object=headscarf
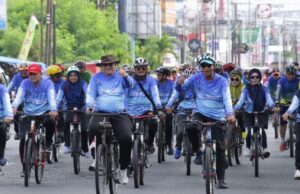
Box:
[230,71,243,105]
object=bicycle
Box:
[22,114,50,187]
[185,120,226,194]
[92,112,120,194]
[272,106,280,139]
[287,114,296,158]
[131,114,153,188]
[156,117,165,164]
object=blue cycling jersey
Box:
[276,76,300,104]
[0,84,13,119]
[7,73,25,93]
[156,79,174,107]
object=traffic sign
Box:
[188,39,201,52]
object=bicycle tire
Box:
[157,122,164,164]
[133,139,140,188]
[95,144,107,194]
[273,113,279,139]
[204,146,214,194]
[71,128,80,175]
[24,138,33,187]
[52,130,60,162]
[140,143,145,186]
[226,126,233,166]
[183,135,192,176]
[108,143,117,194]
[234,127,243,165]
[35,139,44,184]
[254,133,259,177]
[289,121,294,158]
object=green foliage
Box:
[0,0,129,64]
[136,34,178,69]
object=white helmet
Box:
[67,66,80,74]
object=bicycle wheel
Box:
[226,125,234,166]
[133,139,141,188]
[273,113,279,139]
[183,135,192,176]
[157,122,164,163]
[204,146,214,194]
[108,143,118,194]
[24,138,33,187]
[35,139,44,184]
[254,133,259,177]
[95,144,107,194]
[52,130,60,162]
[140,143,145,186]
[289,121,294,158]
[234,128,243,165]
[71,128,81,174]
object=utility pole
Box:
[52,1,56,65]
[45,0,52,66]
[40,0,44,62]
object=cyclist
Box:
[176,54,235,189]
[56,66,90,158]
[155,66,174,155]
[234,68,275,158]
[267,68,281,102]
[86,55,133,184]
[214,60,229,80]
[47,65,64,94]
[242,69,250,85]
[171,67,178,81]
[7,63,28,140]
[12,64,58,177]
[166,67,196,159]
[282,89,300,179]
[262,69,270,85]
[0,82,13,166]
[275,65,300,151]
[126,58,164,155]
[229,69,246,142]
[74,60,92,84]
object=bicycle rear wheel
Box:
[234,128,243,165]
[35,138,44,184]
[133,139,141,188]
[95,144,107,194]
[226,126,233,166]
[204,147,214,194]
[24,138,33,187]
[254,133,259,177]
[71,128,81,174]
[183,135,192,176]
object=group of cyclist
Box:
[1,53,300,190]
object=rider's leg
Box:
[295,122,300,170]
[0,124,6,159]
[165,113,173,154]
[80,113,89,153]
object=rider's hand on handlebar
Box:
[4,117,12,124]
[86,108,93,114]
[226,114,236,124]
[282,112,289,121]
[49,111,58,119]
[165,107,172,114]
[157,110,166,120]
[273,107,280,112]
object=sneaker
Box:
[63,146,71,154]
[14,133,20,140]
[120,169,128,184]
[167,145,174,155]
[0,158,7,166]
[20,171,25,178]
[82,151,91,159]
[279,142,288,152]
[89,160,95,171]
[294,169,300,180]
[244,148,250,157]
[174,147,181,159]
[193,150,202,165]
[146,145,155,154]
[218,179,229,189]
[262,149,270,158]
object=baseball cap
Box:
[27,64,42,74]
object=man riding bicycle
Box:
[86,55,133,184]
[275,65,300,151]
[12,64,58,177]
[176,54,235,189]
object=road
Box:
[1,123,300,194]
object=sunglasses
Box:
[135,66,147,71]
[250,75,260,80]
[231,78,240,82]
[103,63,114,67]
[200,63,212,68]
[28,73,38,76]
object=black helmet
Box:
[74,60,86,68]
[134,57,148,67]
[285,65,296,74]
[155,66,171,76]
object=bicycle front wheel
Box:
[157,121,164,163]
[95,144,107,194]
[71,128,81,174]
[204,146,214,194]
[108,143,118,194]
[133,139,141,188]
[24,138,33,187]
[234,127,243,165]
[183,135,192,176]
[254,133,259,177]
[35,138,44,184]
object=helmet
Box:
[155,67,171,76]
[47,65,62,76]
[215,61,223,70]
[198,53,216,66]
[67,66,80,74]
[134,57,148,67]
[18,63,28,71]
[182,68,195,78]
[230,69,242,78]
[285,65,296,74]
[74,60,86,68]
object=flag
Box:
[18,15,40,61]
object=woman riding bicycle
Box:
[234,68,275,158]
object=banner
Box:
[18,15,40,61]
[0,0,7,30]
[240,27,260,43]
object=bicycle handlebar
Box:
[185,120,227,127]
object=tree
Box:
[136,34,178,69]
[0,0,130,64]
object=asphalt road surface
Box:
[1,123,300,194]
